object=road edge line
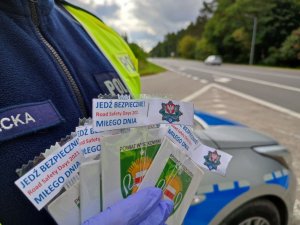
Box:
[190,66,300,93]
[212,83,300,119]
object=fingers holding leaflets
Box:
[138,199,174,225]
[83,187,163,225]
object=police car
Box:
[184,110,296,225]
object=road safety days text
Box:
[93,99,148,131]
[77,125,102,158]
[15,138,83,210]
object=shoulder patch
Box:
[0,100,64,142]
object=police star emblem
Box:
[159,101,183,123]
[204,150,221,171]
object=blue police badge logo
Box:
[204,150,221,170]
[159,101,183,123]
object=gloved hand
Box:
[83,187,173,225]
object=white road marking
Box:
[220,66,300,80]
[192,76,199,81]
[156,64,300,119]
[200,79,208,84]
[187,74,192,78]
[190,66,300,93]
[181,83,215,102]
[213,99,221,103]
[214,77,232,83]
[181,83,300,119]
[215,110,228,115]
[213,84,300,119]
[213,104,226,108]
[277,130,300,140]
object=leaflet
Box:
[15,136,84,210]
[166,124,232,176]
[139,138,203,225]
[93,99,148,131]
[80,159,101,224]
[92,99,194,132]
[47,182,80,225]
[166,124,200,153]
[101,126,166,209]
[191,144,233,176]
[148,99,194,126]
[76,125,102,158]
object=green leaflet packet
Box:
[138,138,204,225]
[101,126,166,209]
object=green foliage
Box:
[128,42,165,76]
[150,13,207,57]
[150,0,300,67]
[128,43,148,61]
[280,28,300,62]
[195,38,216,60]
[177,35,197,59]
[138,61,166,76]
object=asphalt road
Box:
[150,58,300,115]
[142,59,300,224]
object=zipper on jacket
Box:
[29,0,88,117]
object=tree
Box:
[150,0,300,67]
[195,38,216,60]
[177,35,197,59]
[279,28,300,66]
[128,43,148,61]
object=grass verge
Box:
[139,60,166,76]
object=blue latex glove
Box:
[83,187,173,225]
[139,199,173,225]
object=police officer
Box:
[0,0,173,224]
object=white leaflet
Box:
[15,137,84,210]
[92,99,194,132]
[138,138,204,225]
[192,144,233,176]
[166,124,233,176]
[93,99,148,131]
[148,99,194,126]
[80,159,101,224]
[76,125,102,158]
[166,124,199,153]
[47,182,80,225]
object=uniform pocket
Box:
[0,100,64,142]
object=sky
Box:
[72,0,204,51]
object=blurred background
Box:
[73,0,300,224]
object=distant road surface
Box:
[150,58,300,114]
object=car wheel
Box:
[220,199,280,225]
